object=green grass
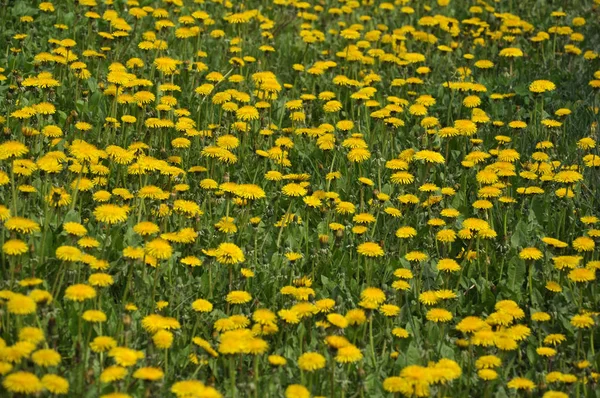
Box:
[0,0,600,397]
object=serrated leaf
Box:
[507,259,526,298]
[405,342,421,365]
[63,209,81,223]
[441,344,455,359]
[510,220,528,248]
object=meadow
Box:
[0,0,600,397]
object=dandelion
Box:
[236,106,259,121]
[478,369,498,381]
[536,347,557,357]
[31,348,61,367]
[226,291,252,304]
[93,204,129,224]
[64,284,96,302]
[282,183,307,197]
[285,385,310,398]
[3,371,43,394]
[507,377,535,391]
[297,352,326,371]
[357,242,384,257]
[571,314,595,328]
[154,57,180,74]
[335,345,363,363]
[192,299,213,312]
[359,288,386,309]
[42,374,69,395]
[3,239,28,256]
[499,48,523,57]
[56,246,82,261]
[568,268,595,282]
[572,236,595,252]
[133,367,164,381]
[530,80,556,93]
[7,294,37,315]
[145,238,172,260]
[0,141,28,159]
[134,221,160,236]
[519,247,543,260]
[216,242,245,264]
[414,150,445,164]
[426,308,453,323]
[90,336,117,353]
[100,366,128,383]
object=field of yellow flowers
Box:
[1,0,599,397]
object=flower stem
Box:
[229,356,237,398]
[369,315,376,366]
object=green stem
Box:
[253,355,259,398]
[276,201,293,248]
[10,163,18,216]
[229,356,237,398]
[330,359,335,398]
[369,315,376,366]
[151,265,161,305]
[164,349,168,377]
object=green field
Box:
[0,0,600,397]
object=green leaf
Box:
[510,220,528,248]
[495,387,510,398]
[58,110,68,124]
[507,258,526,298]
[514,84,530,97]
[89,88,102,107]
[404,341,422,366]
[440,344,455,359]
[75,99,87,114]
[526,344,536,364]
[364,371,380,395]
[480,278,496,309]
[63,209,81,223]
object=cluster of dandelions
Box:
[1,0,600,397]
